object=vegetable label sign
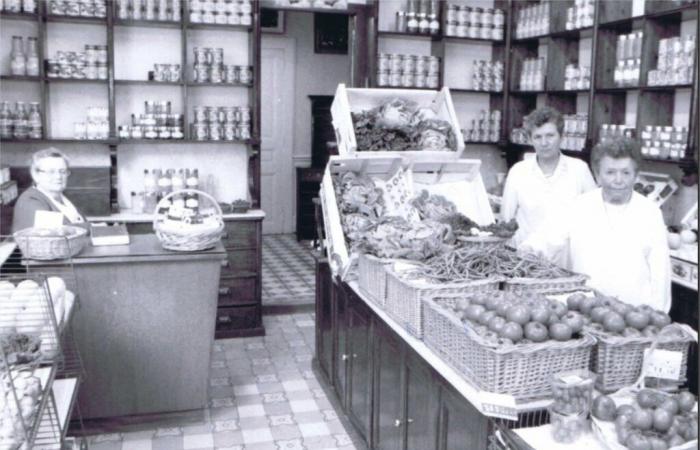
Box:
[478,391,518,421]
[643,348,683,380]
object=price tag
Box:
[643,349,683,380]
[479,391,518,421]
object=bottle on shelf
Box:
[10,36,26,76]
[12,101,28,139]
[184,168,200,221]
[0,102,13,139]
[27,102,42,139]
[25,37,39,76]
[143,169,158,213]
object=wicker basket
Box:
[456,234,509,250]
[423,295,596,403]
[384,264,502,339]
[153,189,224,252]
[13,226,88,260]
[503,271,589,294]
[586,324,695,393]
[357,253,399,307]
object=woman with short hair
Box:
[522,137,671,312]
[501,107,597,248]
[11,148,89,233]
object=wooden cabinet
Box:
[296,167,323,241]
[312,261,495,450]
[215,216,264,338]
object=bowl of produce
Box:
[13,226,88,260]
[550,369,597,415]
[549,407,589,444]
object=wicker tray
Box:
[13,226,88,260]
[586,324,695,393]
[423,295,596,402]
[384,264,502,339]
[502,271,588,295]
[357,253,397,307]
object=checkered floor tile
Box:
[262,235,316,307]
[86,313,362,450]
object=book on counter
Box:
[90,224,130,246]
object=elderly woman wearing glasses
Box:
[521,137,671,312]
[501,107,597,248]
[12,148,89,233]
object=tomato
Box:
[658,398,680,415]
[487,316,507,334]
[626,433,652,450]
[590,306,611,323]
[566,293,587,311]
[647,436,668,450]
[650,311,672,328]
[530,306,550,324]
[665,435,685,447]
[560,311,584,334]
[477,310,497,326]
[579,296,600,315]
[637,389,661,409]
[616,404,636,418]
[625,310,651,330]
[465,304,486,322]
[622,327,643,337]
[500,322,523,342]
[676,391,696,413]
[592,395,617,421]
[505,305,531,326]
[630,408,654,431]
[549,322,573,341]
[642,325,660,337]
[524,322,548,342]
[652,407,674,432]
[548,301,568,318]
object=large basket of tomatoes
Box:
[384,264,502,339]
[563,292,696,393]
[422,292,596,402]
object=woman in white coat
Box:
[522,137,671,312]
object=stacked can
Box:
[376,53,439,89]
[191,105,251,141]
[1,0,37,13]
[519,57,546,91]
[599,124,636,143]
[189,0,253,26]
[0,101,42,140]
[515,2,550,38]
[466,109,501,143]
[640,125,688,160]
[45,45,108,80]
[564,64,591,90]
[119,101,184,140]
[565,0,594,30]
[151,63,182,82]
[648,35,696,86]
[192,47,253,84]
[471,60,503,91]
[48,0,107,17]
[561,114,588,152]
[74,107,109,140]
[116,0,181,21]
[444,5,504,41]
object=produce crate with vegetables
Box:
[331,84,465,161]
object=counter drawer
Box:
[218,277,257,306]
[220,248,257,276]
[216,305,260,331]
[222,221,258,249]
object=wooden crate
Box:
[331,84,465,161]
[320,155,494,279]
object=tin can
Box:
[223,124,237,140]
[426,74,439,88]
[400,72,414,88]
[378,53,390,72]
[224,65,237,83]
[49,0,65,14]
[171,126,183,139]
[194,106,207,123]
[492,26,503,41]
[223,106,236,123]
[241,12,252,26]
[144,100,157,115]
[194,64,209,83]
[456,22,467,37]
[169,64,181,82]
[226,0,239,14]
[212,47,224,65]
[208,123,221,140]
[94,0,106,17]
[446,21,457,37]
[129,126,143,139]
[238,124,251,140]
[158,0,168,20]
[427,56,439,74]
[228,13,241,25]
[157,126,171,139]
[96,62,107,79]
[145,0,156,19]
[202,10,214,23]
[65,0,80,15]
[132,0,143,19]
[238,66,252,84]
[58,63,72,78]
[480,24,492,39]
[376,70,389,87]
[402,55,415,74]
[190,11,201,22]
[239,107,250,123]
[414,73,426,88]
[457,5,469,23]
[389,54,402,73]
[46,60,60,77]
[446,4,458,22]
[171,0,181,20]
[205,106,218,123]
[80,0,95,17]
[192,122,208,140]
[210,65,223,83]
[389,72,401,87]
[96,45,107,64]
[85,63,98,79]
[415,55,426,74]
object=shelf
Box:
[595,86,640,93]
[642,156,695,165]
[645,2,699,19]
[264,5,353,15]
[45,77,108,85]
[186,22,252,31]
[548,26,594,39]
[118,138,256,145]
[443,35,504,45]
[642,84,694,91]
[115,79,183,86]
[186,82,253,88]
[0,75,42,82]
[374,85,440,91]
[45,14,107,24]
[0,138,118,144]
[597,16,644,29]
[450,88,503,94]
[546,89,591,95]
[0,10,39,20]
[511,34,548,43]
[33,377,79,446]
[114,18,182,28]
[377,30,440,41]
[510,89,547,95]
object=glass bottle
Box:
[0,102,13,139]
[25,37,39,76]
[12,101,28,139]
[406,0,418,33]
[27,102,41,138]
[11,36,26,76]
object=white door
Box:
[260,36,296,234]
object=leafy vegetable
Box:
[411,190,456,221]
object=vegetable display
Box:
[353,216,453,260]
[351,98,457,153]
[413,246,571,282]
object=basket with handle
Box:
[13,226,88,260]
[153,189,224,252]
[590,324,699,450]
[423,294,596,403]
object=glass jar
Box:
[11,36,26,76]
[396,11,407,33]
[25,37,39,76]
[494,8,504,28]
[446,4,458,23]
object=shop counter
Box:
[34,234,226,420]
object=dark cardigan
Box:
[11,187,90,233]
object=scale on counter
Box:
[633,171,679,206]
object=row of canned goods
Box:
[119,125,185,140]
[117,0,181,21]
[46,61,107,80]
[376,71,439,89]
[48,0,107,17]
[1,0,37,13]
[192,64,252,84]
[444,21,503,41]
[190,122,251,141]
[51,46,108,65]
[151,63,181,82]
[193,106,250,124]
[132,113,184,128]
[564,65,591,91]
[471,60,504,92]
[445,5,505,29]
[465,109,501,143]
[378,54,440,75]
[561,114,588,152]
[189,0,252,25]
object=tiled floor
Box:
[262,235,316,307]
[86,313,360,450]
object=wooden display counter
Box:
[34,234,225,420]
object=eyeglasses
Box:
[36,168,70,176]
